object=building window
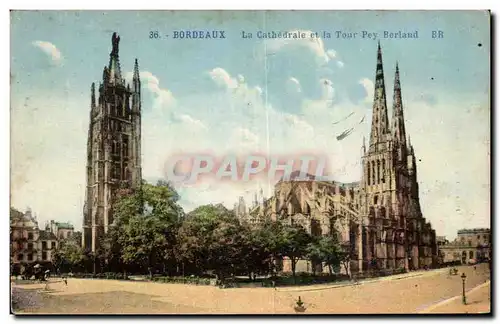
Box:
[469,251,474,259]
[27,253,33,261]
[468,241,472,247]
[477,235,480,239]
[371,161,376,185]
[377,160,380,183]
[42,252,47,260]
[27,243,33,250]
[17,254,23,261]
[381,159,386,183]
[123,137,129,158]
[28,232,33,240]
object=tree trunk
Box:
[343,262,350,278]
[328,264,333,275]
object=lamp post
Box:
[461,272,467,305]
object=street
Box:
[11,263,490,314]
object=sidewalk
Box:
[419,281,491,314]
[277,268,446,292]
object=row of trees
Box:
[53,181,351,282]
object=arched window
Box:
[469,251,474,259]
[377,160,380,184]
[304,203,310,215]
[371,161,376,185]
[381,159,385,183]
[367,163,371,185]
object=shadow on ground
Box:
[12,286,206,314]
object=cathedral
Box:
[238,44,438,274]
[82,33,142,252]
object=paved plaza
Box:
[11,264,490,315]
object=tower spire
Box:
[133,58,141,91]
[108,32,122,84]
[91,82,96,107]
[369,43,390,151]
[392,61,407,157]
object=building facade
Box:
[48,220,75,240]
[238,44,438,274]
[82,32,142,252]
[439,228,491,264]
[10,208,59,267]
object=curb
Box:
[276,269,446,293]
[418,280,491,313]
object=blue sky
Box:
[10,10,490,239]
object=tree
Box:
[176,204,243,280]
[306,235,343,275]
[239,223,274,279]
[275,223,312,282]
[111,180,184,277]
[339,243,351,277]
[53,239,85,273]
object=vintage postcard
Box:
[10,10,491,315]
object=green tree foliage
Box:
[276,224,312,281]
[111,181,184,277]
[176,204,244,280]
[53,238,85,273]
[306,235,343,275]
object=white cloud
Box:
[359,77,374,103]
[125,71,175,111]
[326,49,337,60]
[208,68,263,106]
[175,114,207,130]
[232,126,259,144]
[265,30,330,64]
[32,41,63,65]
[209,67,238,89]
[337,61,345,68]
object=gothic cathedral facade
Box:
[241,43,437,274]
[82,33,142,252]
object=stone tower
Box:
[82,32,142,252]
[359,43,412,272]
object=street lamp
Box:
[461,273,467,305]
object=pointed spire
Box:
[133,59,140,79]
[369,43,390,150]
[392,61,407,152]
[91,82,96,107]
[108,32,122,85]
[133,58,141,92]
